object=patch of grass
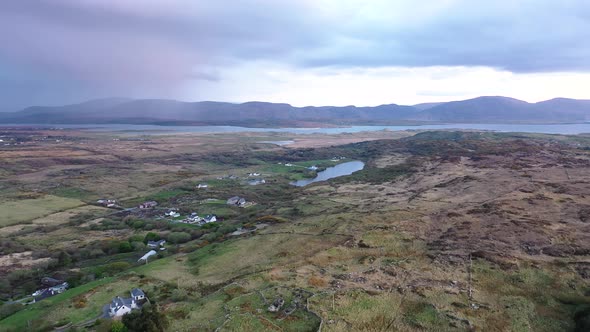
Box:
[0,277,114,331]
[0,195,84,227]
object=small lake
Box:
[291,161,365,187]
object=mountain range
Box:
[1,96,590,126]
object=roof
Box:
[138,250,157,261]
[110,296,133,309]
[131,288,145,297]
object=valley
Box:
[0,127,589,331]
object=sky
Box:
[1,0,590,111]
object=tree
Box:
[143,232,160,244]
[122,304,168,332]
[57,250,72,267]
[167,232,191,244]
[111,320,128,332]
[118,241,133,253]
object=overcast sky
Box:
[1,0,590,111]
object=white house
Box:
[197,183,208,189]
[204,214,217,223]
[109,296,136,317]
[131,288,145,301]
[108,288,146,317]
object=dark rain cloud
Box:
[0,0,589,110]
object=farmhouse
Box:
[248,179,266,186]
[227,196,240,205]
[97,199,117,207]
[108,288,147,317]
[147,239,166,248]
[204,214,217,223]
[32,282,69,302]
[138,201,158,209]
[197,183,208,189]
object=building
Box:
[227,196,240,205]
[197,183,208,189]
[147,240,166,248]
[248,179,266,186]
[204,214,217,223]
[138,250,157,263]
[138,201,158,209]
[108,288,146,317]
[32,282,69,302]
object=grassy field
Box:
[0,278,114,331]
[0,195,85,227]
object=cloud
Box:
[0,0,589,109]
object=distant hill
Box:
[2,96,590,126]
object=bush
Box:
[167,232,191,244]
[143,232,160,244]
[119,241,133,253]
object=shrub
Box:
[167,232,191,244]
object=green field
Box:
[0,195,85,227]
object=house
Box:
[204,214,217,223]
[285,163,294,167]
[165,211,180,218]
[197,183,208,189]
[248,179,266,186]
[138,250,157,263]
[138,201,158,209]
[32,282,69,302]
[228,196,248,207]
[227,196,240,205]
[97,199,117,207]
[248,172,261,177]
[147,240,166,248]
[41,277,64,287]
[108,288,147,317]
[131,288,145,301]
[308,165,318,171]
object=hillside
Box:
[2,96,590,126]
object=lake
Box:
[3,123,590,135]
[291,161,365,187]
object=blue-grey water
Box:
[2,123,590,135]
[291,161,365,187]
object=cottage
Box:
[108,288,147,317]
[227,196,240,205]
[32,282,69,302]
[197,183,208,189]
[308,165,318,171]
[147,240,166,248]
[285,163,294,167]
[138,250,157,263]
[131,288,145,301]
[248,179,266,186]
[204,214,217,223]
[248,172,261,177]
[97,199,117,207]
[138,201,158,209]
[166,211,180,218]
